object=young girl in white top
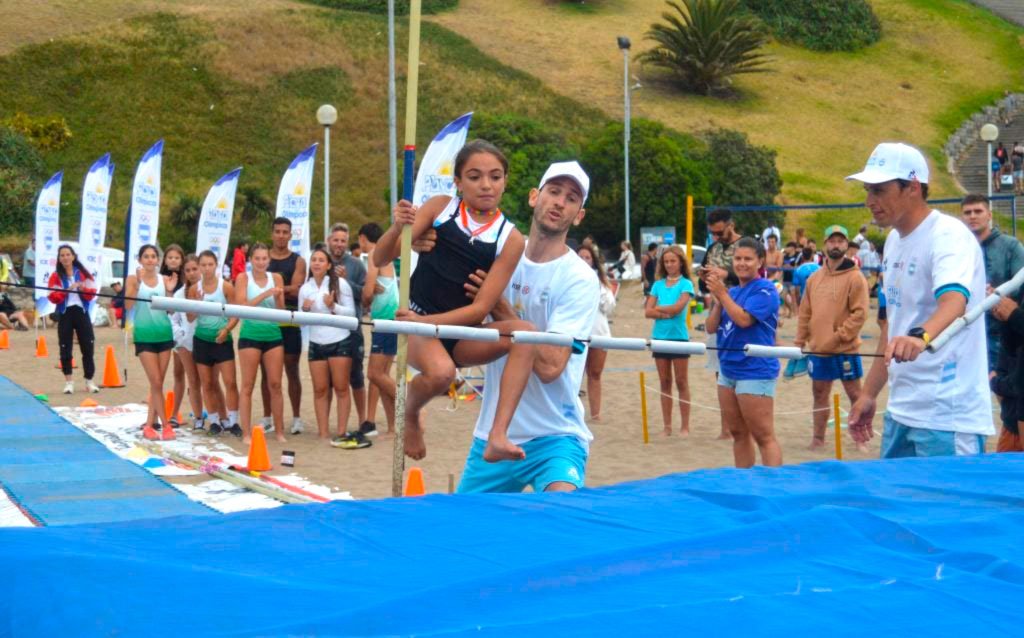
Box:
[577,244,616,421]
[170,253,203,430]
[298,246,357,442]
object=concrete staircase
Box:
[954,115,1024,218]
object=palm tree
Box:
[638,0,770,96]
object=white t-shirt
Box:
[590,284,616,338]
[882,210,993,435]
[473,247,600,449]
[298,276,355,345]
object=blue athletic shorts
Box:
[717,374,776,397]
[880,413,986,459]
[457,435,587,494]
[807,354,863,382]
[371,332,397,356]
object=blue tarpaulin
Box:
[0,376,212,526]
[1,454,1023,636]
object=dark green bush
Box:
[579,118,712,249]
[300,0,458,15]
[702,128,783,238]
[0,126,46,235]
[741,0,881,52]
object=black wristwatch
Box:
[907,327,931,345]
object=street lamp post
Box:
[316,104,338,242]
[618,36,631,247]
[981,123,999,201]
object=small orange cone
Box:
[35,335,48,358]
[54,357,76,369]
[0,329,9,350]
[164,390,175,425]
[100,345,124,388]
[404,467,425,497]
[79,398,99,407]
[246,426,272,471]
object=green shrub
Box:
[579,118,712,249]
[741,0,881,52]
[0,127,46,235]
[638,0,770,96]
[2,112,72,151]
[702,128,783,238]
[300,0,458,15]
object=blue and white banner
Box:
[195,168,242,271]
[33,171,62,312]
[276,144,317,259]
[79,153,114,287]
[128,140,163,272]
[412,112,472,206]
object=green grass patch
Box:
[0,8,607,245]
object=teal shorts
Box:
[880,413,986,459]
[457,435,588,494]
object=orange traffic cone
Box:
[55,357,76,369]
[79,398,99,407]
[164,390,175,426]
[100,345,124,388]
[404,467,425,497]
[0,329,9,350]
[246,426,272,471]
[35,335,48,358]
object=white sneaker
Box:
[290,418,304,435]
[260,416,272,430]
[63,381,74,395]
[86,380,100,394]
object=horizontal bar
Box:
[590,336,648,351]
[511,331,574,347]
[437,325,500,342]
[745,345,804,360]
[649,340,706,356]
[371,319,438,338]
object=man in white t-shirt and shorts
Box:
[847,142,994,457]
[454,161,600,492]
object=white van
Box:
[50,241,125,291]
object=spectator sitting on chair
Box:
[610,241,636,278]
[0,286,31,331]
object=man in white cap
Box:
[456,161,600,492]
[847,143,993,457]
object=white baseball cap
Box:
[538,161,590,205]
[846,142,929,185]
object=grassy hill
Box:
[432,0,1024,233]
[0,3,604,249]
[1,0,1022,250]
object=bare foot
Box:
[590,414,602,422]
[483,433,526,462]
[679,427,690,437]
[716,431,732,440]
[662,426,672,436]
[243,435,252,445]
[276,434,287,443]
[808,438,825,451]
[404,410,426,460]
[855,441,869,453]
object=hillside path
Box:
[968,0,1024,26]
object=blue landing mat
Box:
[0,376,213,526]
[1,454,1023,636]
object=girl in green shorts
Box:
[125,244,178,441]
[233,243,285,444]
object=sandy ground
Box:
[1,280,895,499]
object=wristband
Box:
[907,327,930,345]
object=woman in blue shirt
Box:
[644,245,694,436]
[705,237,782,468]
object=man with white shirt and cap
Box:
[847,142,993,457]
[453,160,600,492]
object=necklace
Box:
[459,200,502,245]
